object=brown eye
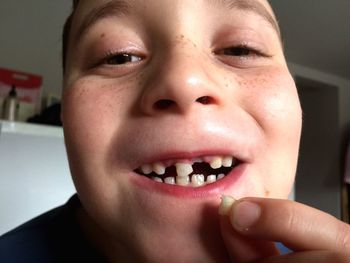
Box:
[223,46,256,57]
[105,53,142,65]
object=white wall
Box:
[0,0,72,100]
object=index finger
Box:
[229,198,350,252]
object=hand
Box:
[219,197,350,262]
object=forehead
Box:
[71,0,279,38]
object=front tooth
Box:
[153,162,166,175]
[141,164,153,174]
[152,177,163,183]
[222,156,233,167]
[192,174,205,187]
[175,163,193,177]
[176,175,190,186]
[164,177,175,185]
[210,156,223,169]
[206,175,217,184]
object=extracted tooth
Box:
[222,156,233,168]
[217,174,225,180]
[175,163,193,177]
[176,175,190,186]
[141,164,153,175]
[210,156,223,169]
[164,177,175,185]
[153,162,166,175]
[192,174,205,187]
[206,175,217,184]
[218,195,236,216]
[152,177,163,183]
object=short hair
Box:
[62,0,80,75]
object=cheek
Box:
[61,78,137,169]
[239,68,302,197]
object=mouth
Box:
[134,155,241,187]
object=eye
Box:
[219,45,266,58]
[214,44,272,68]
[104,53,143,65]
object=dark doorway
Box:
[295,76,341,219]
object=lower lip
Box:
[131,163,247,199]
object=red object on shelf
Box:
[0,67,42,106]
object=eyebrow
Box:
[75,0,131,41]
[215,0,281,37]
[75,0,281,41]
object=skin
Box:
[61,0,350,262]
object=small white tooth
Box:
[191,174,205,187]
[210,156,223,169]
[141,164,153,174]
[192,157,203,163]
[176,175,190,186]
[206,175,217,184]
[222,156,233,168]
[217,174,225,180]
[164,177,175,185]
[152,177,163,183]
[175,163,193,177]
[153,162,166,175]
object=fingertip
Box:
[230,200,261,232]
[219,204,279,262]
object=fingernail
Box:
[231,201,261,231]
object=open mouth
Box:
[135,155,240,187]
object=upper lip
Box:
[131,144,254,171]
[122,116,260,170]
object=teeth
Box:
[192,157,203,163]
[141,164,153,175]
[209,156,223,169]
[164,177,175,185]
[176,175,190,186]
[152,177,163,183]
[153,162,166,175]
[217,173,225,180]
[206,175,217,184]
[140,155,235,186]
[175,163,193,177]
[222,156,233,168]
[192,174,205,187]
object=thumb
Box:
[219,196,279,262]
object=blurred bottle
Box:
[2,85,19,121]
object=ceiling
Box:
[269,0,350,81]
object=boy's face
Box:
[62,0,301,255]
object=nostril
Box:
[196,96,214,105]
[154,99,175,110]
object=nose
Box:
[139,49,223,115]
